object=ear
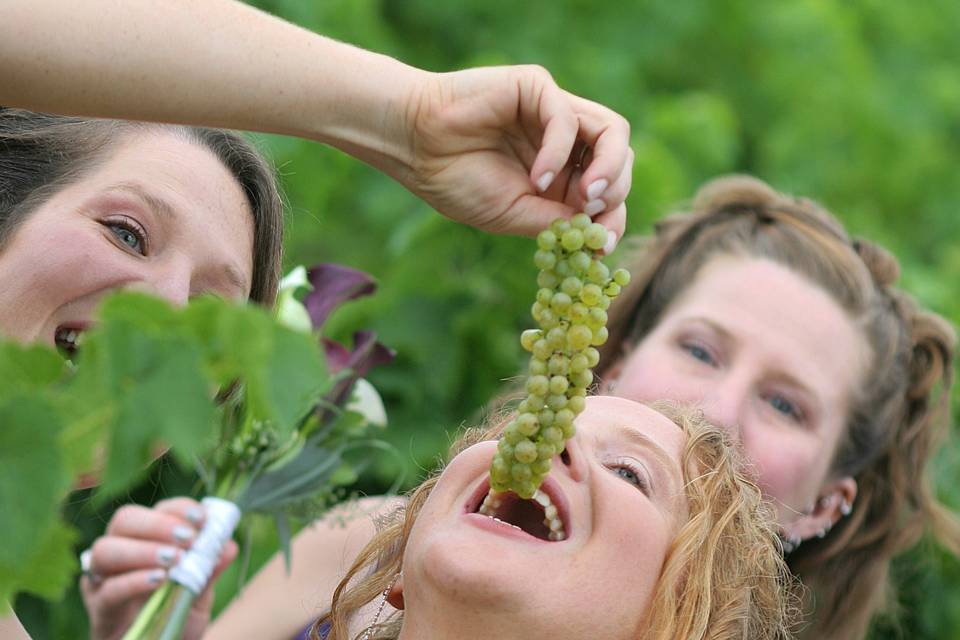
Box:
[385,573,405,610]
[786,476,857,542]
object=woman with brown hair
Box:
[597,175,958,638]
[318,396,797,640]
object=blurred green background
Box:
[18,0,960,637]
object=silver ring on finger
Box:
[80,548,101,585]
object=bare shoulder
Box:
[293,495,407,562]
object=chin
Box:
[407,529,533,611]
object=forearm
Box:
[1,0,423,174]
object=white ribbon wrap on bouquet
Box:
[168,497,241,595]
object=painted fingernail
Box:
[536,171,555,192]
[147,569,166,585]
[603,230,618,255]
[185,506,204,526]
[157,546,178,567]
[585,199,606,216]
[586,179,608,200]
[172,525,196,544]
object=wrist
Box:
[303,40,430,181]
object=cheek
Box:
[740,427,826,517]
[0,223,142,340]
[586,491,671,626]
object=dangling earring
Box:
[360,571,403,640]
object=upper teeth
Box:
[58,329,80,346]
[478,488,567,541]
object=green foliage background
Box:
[20,1,960,638]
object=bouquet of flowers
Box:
[0,264,394,640]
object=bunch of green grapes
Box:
[489,214,630,498]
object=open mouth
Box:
[473,485,568,542]
[54,325,85,360]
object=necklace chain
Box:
[359,572,401,640]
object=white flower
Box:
[275,266,313,334]
[347,378,388,427]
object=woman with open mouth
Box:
[316,396,796,640]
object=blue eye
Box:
[105,219,147,255]
[611,463,650,495]
[683,343,716,366]
[768,394,801,421]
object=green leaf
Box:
[0,394,71,580]
[328,463,358,486]
[259,325,329,436]
[0,521,77,603]
[0,342,68,400]
[183,298,328,432]
[71,295,217,498]
[236,444,344,513]
[272,511,293,574]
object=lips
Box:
[466,475,571,542]
[54,323,88,359]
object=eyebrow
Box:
[682,315,821,411]
[609,423,683,512]
[107,182,251,295]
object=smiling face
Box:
[401,396,686,640]
[609,255,868,525]
[0,129,254,353]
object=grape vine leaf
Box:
[0,394,72,601]
[71,296,216,497]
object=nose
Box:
[556,428,588,482]
[132,261,193,307]
[697,376,750,446]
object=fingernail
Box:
[585,199,606,216]
[173,525,196,545]
[536,171,555,192]
[185,506,204,526]
[147,569,166,585]
[157,546,178,567]
[586,179,608,200]
[603,230,618,255]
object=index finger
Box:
[564,92,631,205]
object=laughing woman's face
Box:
[400,396,687,640]
[0,130,254,355]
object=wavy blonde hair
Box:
[600,175,958,638]
[315,402,798,640]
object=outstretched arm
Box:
[1,0,631,245]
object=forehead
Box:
[85,130,253,287]
[578,396,685,462]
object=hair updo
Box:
[600,175,958,638]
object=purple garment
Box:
[294,621,327,640]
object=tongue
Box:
[499,498,550,540]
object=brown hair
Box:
[601,175,959,638]
[316,402,798,640]
[0,108,283,305]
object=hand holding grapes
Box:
[398,66,633,249]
